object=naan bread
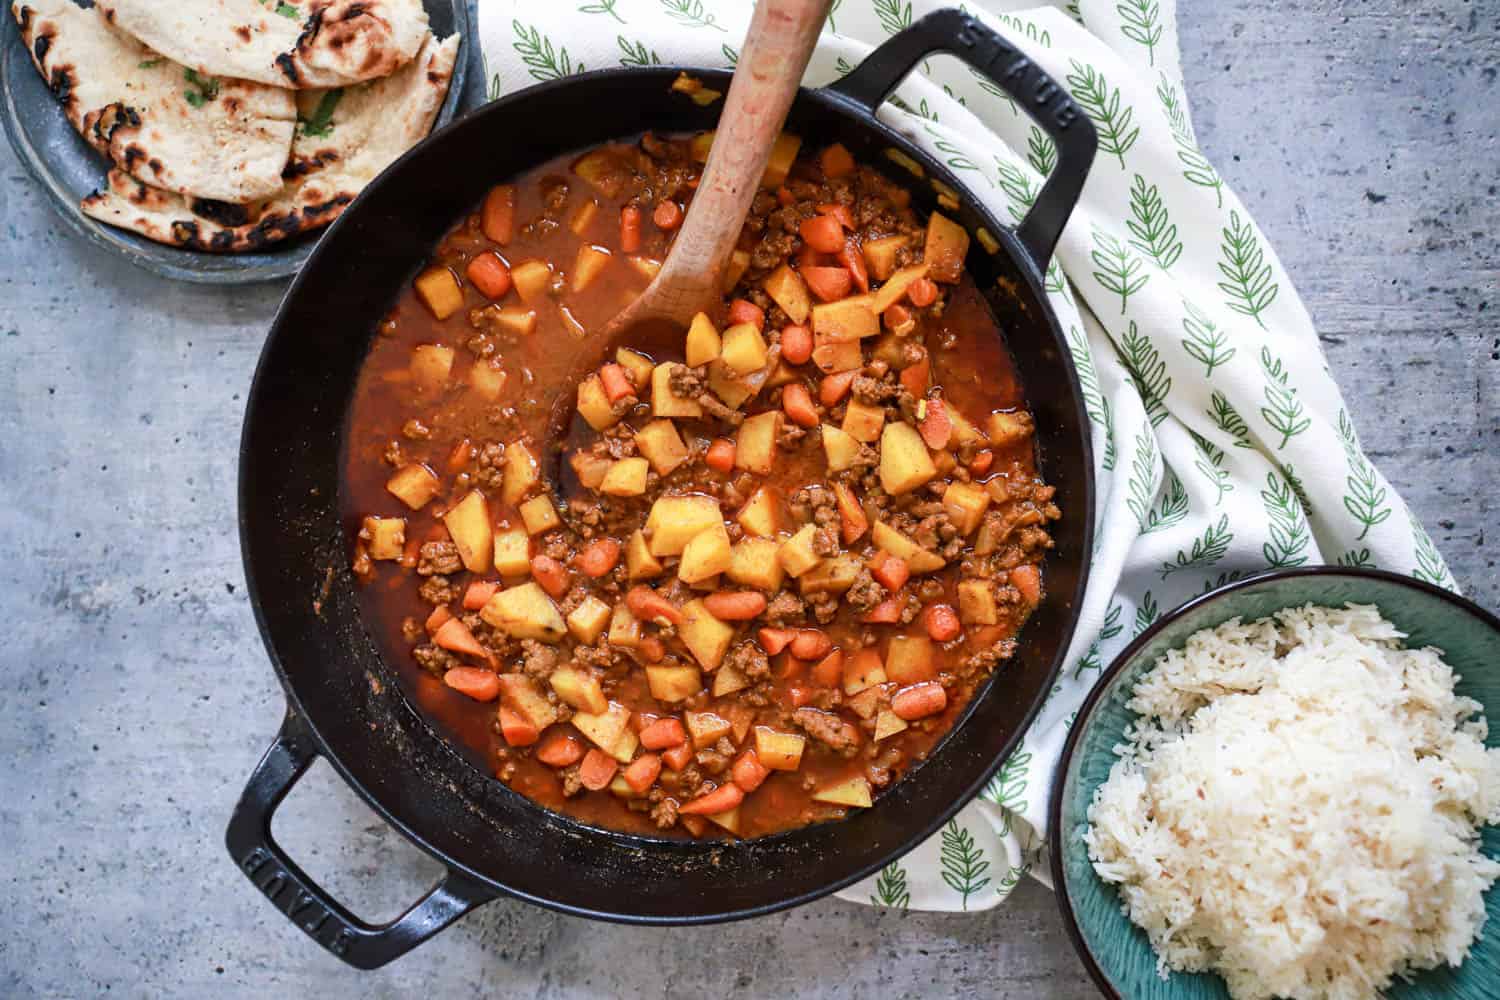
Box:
[13,0,295,203]
[96,0,429,89]
[81,32,459,252]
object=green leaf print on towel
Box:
[871,860,911,909]
[617,37,661,67]
[1118,321,1171,426]
[1181,300,1235,377]
[1260,471,1311,568]
[873,0,912,36]
[577,0,626,24]
[1126,174,1182,270]
[1064,325,1117,471]
[940,819,992,909]
[1189,430,1233,505]
[660,0,726,31]
[1218,210,1280,328]
[1090,227,1149,313]
[1156,74,1225,207]
[1208,390,1254,448]
[1117,0,1163,65]
[1133,591,1159,636]
[1160,514,1233,578]
[1026,125,1057,176]
[1070,604,1123,680]
[1066,60,1140,169]
[1337,409,1392,540]
[1125,425,1162,533]
[984,748,1035,836]
[1257,346,1311,449]
[512,20,585,81]
[1409,510,1453,588]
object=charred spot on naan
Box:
[283,149,340,181]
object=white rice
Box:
[1084,604,1500,1000]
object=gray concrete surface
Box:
[1,2,1496,997]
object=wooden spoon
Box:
[548,0,832,460]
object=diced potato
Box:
[685,711,732,749]
[689,129,715,161]
[735,487,780,538]
[647,665,705,704]
[386,463,440,510]
[570,451,612,491]
[874,710,909,742]
[869,333,909,369]
[957,579,999,625]
[720,322,768,375]
[847,686,883,719]
[492,527,531,576]
[754,727,806,771]
[942,481,991,535]
[627,256,662,281]
[468,360,508,401]
[685,313,721,367]
[842,398,886,443]
[706,361,763,410]
[727,538,785,592]
[777,524,824,578]
[973,517,1005,556]
[932,449,957,476]
[635,420,690,476]
[706,806,741,835]
[879,422,938,495]
[765,360,799,389]
[568,198,598,236]
[443,490,492,573]
[948,406,985,446]
[821,424,863,472]
[799,554,860,597]
[414,268,463,320]
[490,306,538,337]
[722,249,751,293]
[566,596,613,644]
[609,774,642,799]
[735,411,781,474]
[885,635,936,684]
[600,456,650,497]
[811,299,878,341]
[813,776,873,808]
[519,495,560,535]
[870,264,930,314]
[924,211,970,284]
[510,259,552,304]
[986,410,1034,447]
[679,522,733,584]
[608,726,639,765]
[862,235,908,282]
[410,344,455,390]
[646,495,723,557]
[572,702,631,752]
[621,530,662,582]
[607,602,642,648]
[652,363,703,418]
[679,599,734,670]
[812,335,864,373]
[480,581,567,642]
[576,375,619,431]
[571,245,610,293]
[361,516,405,561]
[501,442,540,505]
[496,674,560,731]
[843,648,887,695]
[616,348,654,388]
[761,132,801,188]
[712,662,750,697]
[550,667,608,713]
[763,263,811,324]
[872,521,946,574]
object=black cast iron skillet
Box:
[226,9,1097,968]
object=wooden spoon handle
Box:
[649,0,832,321]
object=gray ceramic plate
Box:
[1050,567,1500,999]
[0,0,469,284]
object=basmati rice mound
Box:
[1085,604,1500,1000]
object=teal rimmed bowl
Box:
[1049,568,1500,999]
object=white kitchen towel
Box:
[477,0,1457,911]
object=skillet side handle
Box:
[826,8,1097,274]
[225,711,495,969]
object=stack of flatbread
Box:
[11,0,459,252]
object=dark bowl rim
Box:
[239,64,1096,924]
[1046,565,1500,1000]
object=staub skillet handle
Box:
[826,8,1096,274]
[225,711,495,969]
